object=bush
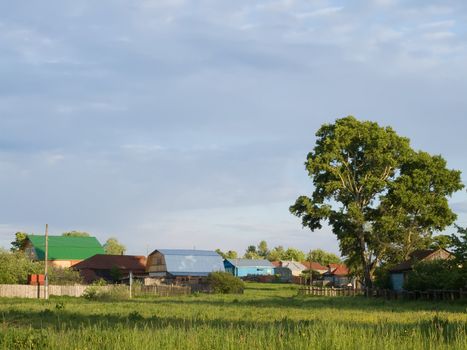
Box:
[373,266,392,289]
[207,272,244,294]
[83,285,130,301]
[405,260,465,291]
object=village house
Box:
[146,249,224,284]
[23,235,104,268]
[72,254,147,284]
[273,261,307,282]
[389,248,453,291]
[323,264,354,287]
[224,258,274,277]
[300,261,328,275]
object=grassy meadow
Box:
[0,283,466,350]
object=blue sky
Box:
[1,0,466,255]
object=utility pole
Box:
[44,224,49,300]
[129,271,133,299]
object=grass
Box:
[0,282,466,349]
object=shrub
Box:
[405,260,465,291]
[373,266,392,289]
[207,272,244,294]
[83,285,129,301]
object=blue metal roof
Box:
[154,249,224,275]
[156,249,220,257]
[225,258,274,268]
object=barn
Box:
[72,254,147,283]
[23,235,104,268]
[146,249,225,283]
[224,258,274,277]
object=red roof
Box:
[301,261,327,271]
[72,254,147,271]
[330,264,349,276]
[323,264,349,276]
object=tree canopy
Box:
[290,116,464,286]
[306,249,341,266]
[10,232,28,252]
[215,249,238,259]
[104,238,126,255]
[62,231,90,237]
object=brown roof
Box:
[323,264,350,276]
[271,261,281,267]
[389,249,452,273]
[72,254,147,271]
[301,261,327,271]
[331,265,349,276]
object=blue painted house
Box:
[224,259,274,277]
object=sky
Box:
[1,0,466,256]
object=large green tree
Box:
[290,116,463,287]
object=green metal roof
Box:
[27,235,104,260]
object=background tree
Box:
[10,232,28,252]
[215,249,237,259]
[290,116,463,287]
[62,231,90,237]
[104,238,126,255]
[450,225,467,262]
[215,249,226,259]
[267,246,285,261]
[282,248,305,262]
[257,240,269,258]
[243,245,259,259]
[307,249,341,266]
[225,250,238,259]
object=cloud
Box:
[0,0,466,255]
[295,6,344,19]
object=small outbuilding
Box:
[224,258,274,277]
[389,248,453,291]
[23,235,104,268]
[146,249,225,283]
[72,254,147,283]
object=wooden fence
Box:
[133,285,191,297]
[299,286,363,297]
[0,284,91,298]
[0,284,191,299]
[299,286,467,300]
[364,288,467,301]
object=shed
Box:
[389,249,453,291]
[224,259,274,277]
[24,235,104,268]
[73,254,147,283]
[146,249,224,281]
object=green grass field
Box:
[0,283,466,350]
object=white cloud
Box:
[295,6,343,19]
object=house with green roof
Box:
[24,235,104,268]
